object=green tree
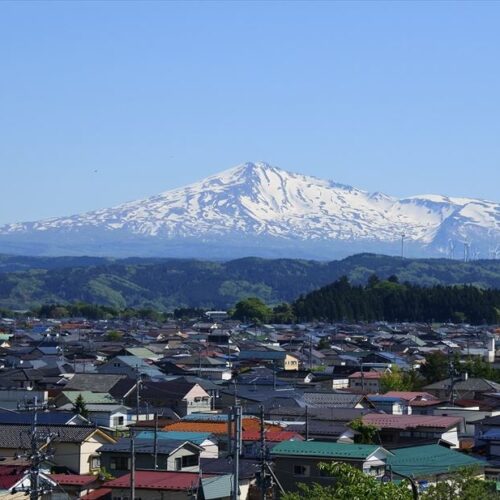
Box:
[380,366,419,393]
[282,462,412,500]
[349,418,379,444]
[272,303,296,323]
[106,330,123,341]
[72,394,89,419]
[420,351,450,384]
[232,297,272,323]
[282,462,500,500]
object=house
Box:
[383,391,444,415]
[53,391,118,408]
[127,380,211,416]
[367,396,410,415]
[348,371,384,393]
[63,373,128,393]
[99,438,203,476]
[242,430,303,458]
[0,424,115,474]
[271,441,391,493]
[474,414,500,458]
[238,350,299,371]
[135,430,219,458]
[97,356,164,379]
[102,471,229,500]
[387,444,485,484]
[56,403,132,429]
[49,474,102,498]
[424,377,500,401]
[361,414,463,448]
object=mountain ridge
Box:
[0,252,499,311]
[1,162,498,259]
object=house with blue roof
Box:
[136,430,219,458]
[367,395,411,415]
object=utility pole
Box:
[153,412,158,470]
[305,405,309,441]
[232,406,241,500]
[17,397,58,500]
[259,405,267,500]
[135,366,142,424]
[130,428,136,500]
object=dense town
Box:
[0,310,500,499]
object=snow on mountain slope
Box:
[0,162,498,258]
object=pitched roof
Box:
[64,374,127,392]
[60,391,118,404]
[104,471,205,491]
[242,430,303,442]
[424,378,500,392]
[362,414,462,430]
[50,474,97,486]
[348,371,383,379]
[99,437,201,455]
[201,474,232,500]
[303,392,365,408]
[0,424,113,448]
[271,440,386,459]
[387,444,484,478]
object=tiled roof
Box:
[61,391,118,404]
[50,474,97,486]
[383,391,440,401]
[64,374,127,392]
[387,444,484,478]
[242,430,303,442]
[99,437,199,454]
[136,431,214,444]
[362,414,462,430]
[164,419,282,435]
[0,424,112,448]
[104,471,207,491]
[271,440,384,459]
[348,371,383,379]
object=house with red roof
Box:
[102,471,232,500]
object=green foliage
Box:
[271,303,296,323]
[232,297,272,323]
[380,367,422,392]
[72,394,89,419]
[106,330,123,341]
[282,462,412,500]
[282,462,500,500]
[420,351,451,383]
[293,276,500,324]
[349,418,379,444]
[0,253,500,311]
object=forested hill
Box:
[293,276,500,324]
[0,253,499,311]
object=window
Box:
[181,455,198,468]
[294,465,310,477]
[110,456,130,470]
[90,456,100,469]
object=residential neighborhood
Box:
[0,312,499,498]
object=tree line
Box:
[292,275,500,324]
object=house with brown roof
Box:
[361,413,463,448]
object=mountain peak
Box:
[0,162,498,259]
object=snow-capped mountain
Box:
[1,162,499,259]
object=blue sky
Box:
[1,1,499,224]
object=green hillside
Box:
[0,253,499,310]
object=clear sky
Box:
[1,1,499,225]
